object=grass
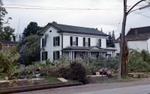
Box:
[87,75,142,84]
[45,76,81,85]
[45,76,61,84]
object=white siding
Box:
[128,41,148,52]
[146,39,150,52]
[101,38,106,48]
[91,38,97,46]
[78,37,83,46]
[115,43,120,54]
[62,33,107,48]
[63,35,70,48]
[115,40,148,53]
[41,26,62,61]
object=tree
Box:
[120,0,150,78]
[23,22,41,38]
[0,26,15,41]
[0,0,14,41]
[20,35,40,65]
[0,1,7,28]
[19,22,42,65]
[107,32,115,47]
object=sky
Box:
[2,0,150,37]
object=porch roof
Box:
[62,46,107,52]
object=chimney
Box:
[52,21,57,24]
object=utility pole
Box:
[120,0,150,78]
[120,0,127,78]
[0,0,2,6]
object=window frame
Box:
[42,51,48,60]
[83,37,86,47]
[53,36,60,46]
[88,38,91,47]
[53,51,60,60]
[76,37,78,46]
[70,36,73,46]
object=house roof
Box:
[115,26,150,43]
[0,41,17,45]
[126,26,150,41]
[63,46,116,52]
[39,22,108,36]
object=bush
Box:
[128,50,150,72]
[69,62,87,83]
[57,61,88,84]
[82,57,119,75]
[0,47,20,79]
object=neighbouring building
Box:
[39,22,116,62]
[115,26,150,54]
[0,40,17,51]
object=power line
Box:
[3,5,119,11]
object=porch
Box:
[62,46,107,61]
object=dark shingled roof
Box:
[63,46,116,52]
[126,26,150,41]
[40,22,108,36]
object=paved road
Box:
[79,85,150,94]
[14,79,150,94]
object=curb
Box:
[0,82,82,93]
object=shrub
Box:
[57,61,87,84]
[58,67,70,78]
[128,50,150,72]
[0,47,20,79]
[69,62,87,84]
[82,57,119,75]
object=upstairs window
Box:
[53,51,60,60]
[70,36,73,46]
[76,37,78,46]
[53,36,60,46]
[98,39,101,47]
[42,38,46,47]
[88,38,91,47]
[83,37,86,47]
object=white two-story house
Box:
[40,22,116,62]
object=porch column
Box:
[69,51,72,61]
[72,51,75,61]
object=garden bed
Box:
[0,77,82,93]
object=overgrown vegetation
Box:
[128,50,150,72]
[0,47,20,79]
[19,22,42,65]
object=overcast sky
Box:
[2,0,150,37]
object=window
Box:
[88,38,90,47]
[53,51,60,60]
[76,37,78,46]
[53,36,60,46]
[98,39,101,47]
[83,37,86,47]
[42,51,48,60]
[42,38,46,47]
[49,30,52,32]
[70,36,73,46]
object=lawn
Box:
[45,76,61,84]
